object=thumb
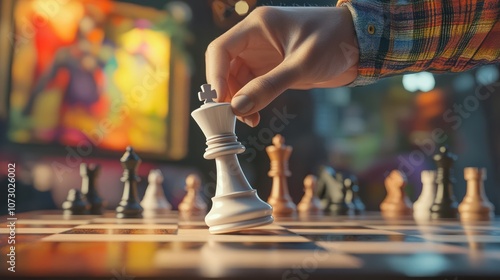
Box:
[231,61,299,117]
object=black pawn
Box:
[62,189,90,215]
[81,163,105,215]
[430,146,458,219]
[344,175,365,214]
[343,177,356,213]
[351,176,366,213]
[317,166,350,215]
[116,146,143,218]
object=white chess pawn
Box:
[297,175,322,214]
[191,84,273,234]
[140,169,172,210]
[178,174,207,214]
[413,170,437,221]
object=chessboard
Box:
[1,210,499,280]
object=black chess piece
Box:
[80,163,105,215]
[317,166,350,215]
[351,176,366,213]
[116,146,143,218]
[430,146,458,219]
[343,177,356,213]
[344,175,365,214]
[62,189,90,215]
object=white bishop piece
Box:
[191,84,274,234]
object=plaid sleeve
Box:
[337,0,500,86]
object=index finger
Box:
[205,20,254,102]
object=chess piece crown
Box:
[191,84,245,160]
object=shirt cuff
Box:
[337,0,386,86]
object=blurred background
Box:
[0,0,499,215]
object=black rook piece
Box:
[80,163,104,215]
[430,146,458,219]
[116,146,143,218]
[62,189,90,215]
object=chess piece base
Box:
[268,197,296,216]
[326,203,352,215]
[460,211,494,222]
[430,201,458,219]
[205,189,274,234]
[116,202,143,219]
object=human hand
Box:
[206,6,359,127]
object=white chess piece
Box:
[140,169,172,210]
[191,84,273,234]
[413,170,436,220]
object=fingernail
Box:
[232,95,254,114]
[243,117,255,127]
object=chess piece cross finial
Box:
[198,84,217,103]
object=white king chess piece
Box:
[191,84,274,234]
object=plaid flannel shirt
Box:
[338,0,500,86]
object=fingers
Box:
[205,22,254,102]
[237,112,260,127]
[231,59,299,118]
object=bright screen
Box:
[8,0,190,158]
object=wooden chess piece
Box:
[297,175,322,214]
[380,170,412,217]
[116,146,143,218]
[178,174,207,214]
[266,134,297,216]
[62,189,90,215]
[458,167,495,221]
[80,163,105,215]
[141,169,172,210]
[430,146,458,219]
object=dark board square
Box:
[60,228,177,234]
[301,234,426,242]
[448,242,500,251]
[228,229,296,236]
[209,241,325,251]
[178,224,209,230]
[284,225,370,230]
[16,224,77,229]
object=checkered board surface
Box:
[1,210,499,279]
